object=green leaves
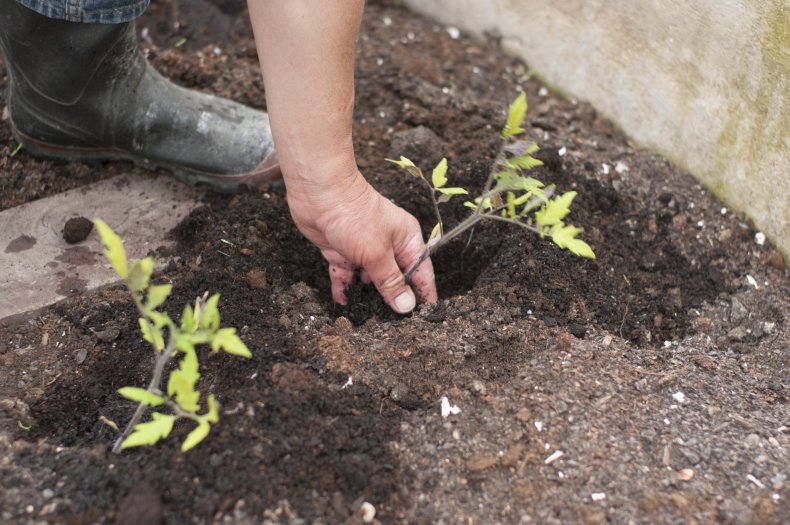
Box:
[181,421,210,452]
[168,349,201,412]
[386,156,423,179]
[94,218,128,279]
[502,91,527,139]
[549,223,596,259]
[146,284,172,310]
[211,328,252,358]
[118,387,164,407]
[120,413,175,449]
[535,191,576,227]
[432,158,448,188]
[139,318,165,351]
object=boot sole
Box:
[11,128,279,194]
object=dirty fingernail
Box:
[394,290,416,313]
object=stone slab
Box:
[0,175,201,321]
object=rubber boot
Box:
[0,0,279,192]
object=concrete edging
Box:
[403,0,789,260]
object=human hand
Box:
[285,170,437,313]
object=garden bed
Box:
[0,1,787,523]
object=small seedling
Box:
[388,92,595,281]
[94,219,251,453]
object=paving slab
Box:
[0,175,201,322]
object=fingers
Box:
[365,249,416,314]
[409,256,438,304]
[326,254,356,305]
[394,232,438,305]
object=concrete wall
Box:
[403,0,789,260]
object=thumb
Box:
[366,253,416,314]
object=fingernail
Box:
[394,290,416,314]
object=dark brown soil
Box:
[62,217,94,245]
[1,1,788,524]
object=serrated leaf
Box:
[181,421,210,452]
[211,328,251,358]
[504,140,539,157]
[139,318,165,351]
[181,304,194,333]
[93,218,128,279]
[427,222,442,248]
[507,192,516,219]
[535,191,577,227]
[206,394,220,424]
[549,223,596,259]
[493,171,545,193]
[118,387,165,407]
[386,156,423,179]
[175,335,195,354]
[199,293,220,331]
[146,284,172,310]
[147,310,171,329]
[436,187,468,196]
[168,350,200,412]
[502,92,527,139]
[507,154,544,171]
[127,257,154,292]
[120,412,175,449]
[431,158,448,188]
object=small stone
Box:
[730,298,748,323]
[75,348,88,365]
[569,323,587,338]
[467,451,498,472]
[744,433,761,448]
[94,326,120,343]
[62,217,93,244]
[728,326,750,342]
[542,316,557,328]
[360,502,376,523]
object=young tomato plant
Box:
[388,92,595,281]
[94,219,251,454]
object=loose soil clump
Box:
[1,1,787,524]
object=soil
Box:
[1,1,788,524]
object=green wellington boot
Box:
[0,0,279,191]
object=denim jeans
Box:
[16,0,150,23]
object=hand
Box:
[285,170,438,313]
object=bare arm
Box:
[247,0,437,312]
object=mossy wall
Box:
[404,0,789,260]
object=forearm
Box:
[247,0,364,201]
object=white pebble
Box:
[615,161,629,174]
[446,26,461,39]
[534,421,544,432]
[672,392,686,403]
[383,16,392,26]
[601,163,610,175]
[440,396,461,418]
[558,146,567,157]
[746,275,759,289]
[360,502,376,523]
[544,450,564,464]
[538,87,549,97]
[755,232,766,246]
[591,492,606,502]
[721,207,728,215]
